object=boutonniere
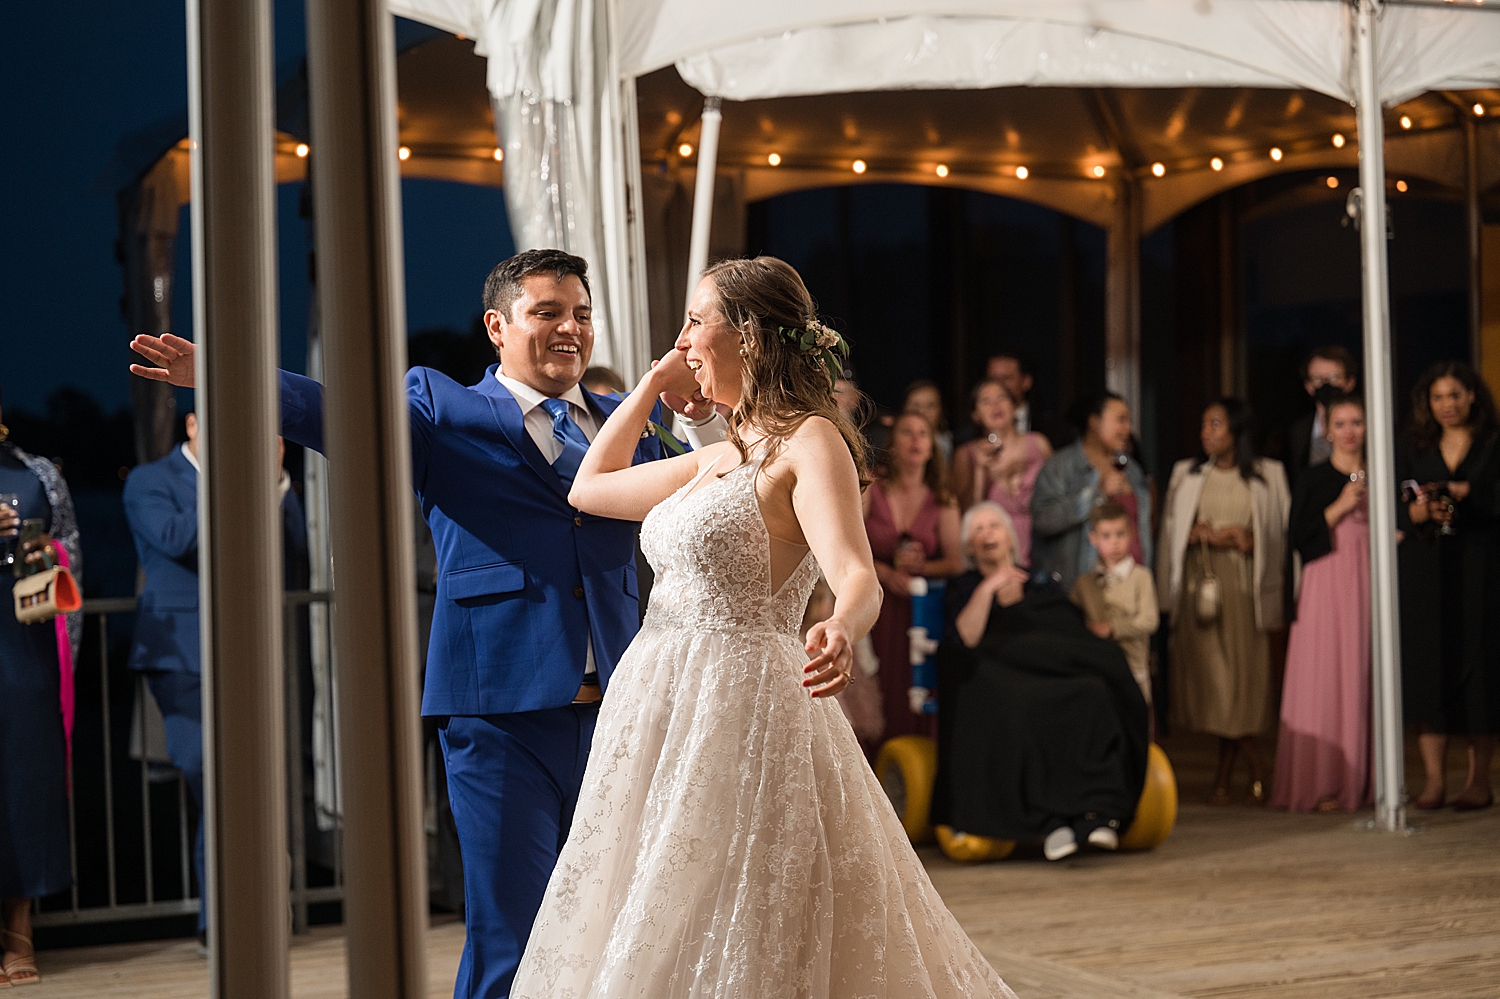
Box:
[647,421,687,456]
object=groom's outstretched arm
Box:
[129,333,432,481]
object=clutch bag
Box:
[14,553,82,625]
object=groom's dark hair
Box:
[482,249,591,321]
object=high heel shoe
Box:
[1246,780,1266,807]
[1414,786,1447,810]
[1452,789,1494,812]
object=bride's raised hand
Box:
[650,347,715,421]
[803,617,854,698]
[129,333,197,387]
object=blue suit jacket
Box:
[124,448,202,675]
[278,364,672,717]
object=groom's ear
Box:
[484,308,505,359]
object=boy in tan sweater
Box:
[1070,502,1158,704]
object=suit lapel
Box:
[473,367,572,503]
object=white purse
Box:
[1193,539,1221,625]
[13,552,81,625]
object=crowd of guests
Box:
[823,346,1500,857]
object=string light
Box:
[1091,165,1105,178]
[295,143,309,158]
[678,142,694,158]
[1269,147,1283,161]
[493,148,504,162]
[1475,104,1487,116]
[1326,176,1339,189]
[1331,133,1346,148]
[935,163,949,178]
[767,152,781,166]
[1396,179,1408,192]
[1210,156,1224,171]
[1014,166,1029,180]
[851,159,867,174]
[1151,161,1165,177]
[397,145,411,161]
[1399,116,1413,130]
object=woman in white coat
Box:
[1159,399,1289,805]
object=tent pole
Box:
[305,0,429,994]
[186,0,291,992]
[684,97,723,313]
[1354,0,1407,835]
[1465,115,1483,368]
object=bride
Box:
[510,257,1012,998]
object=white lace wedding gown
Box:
[511,456,1013,998]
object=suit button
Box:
[573,586,585,599]
[574,515,583,527]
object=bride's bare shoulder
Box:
[784,416,856,471]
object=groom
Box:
[130,249,719,999]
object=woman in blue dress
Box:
[0,395,79,987]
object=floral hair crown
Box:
[777,319,850,389]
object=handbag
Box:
[1193,539,1221,625]
[14,550,82,625]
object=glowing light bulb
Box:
[1210,156,1224,171]
[1269,147,1283,161]
[852,159,867,174]
[295,143,309,158]
[1332,133,1346,148]
[1326,176,1339,189]
[1151,161,1165,177]
[1396,179,1408,192]
[1014,166,1029,180]
[397,145,411,161]
[935,163,949,178]
[678,142,694,158]
[1399,116,1412,130]
[1475,103,1487,117]
[1091,165,1105,178]
[767,152,781,166]
[493,148,504,162]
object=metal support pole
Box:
[683,97,723,313]
[304,1,428,995]
[1354,0,1406,834]
[1465,116,1483,369]
[1106,175,1142,416]
[186,0,290,991]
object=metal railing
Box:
[33,591,346,934]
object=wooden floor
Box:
[24,733,1500,998]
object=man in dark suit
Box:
[986,351,1075,449]
[129,249,720,999]
[123,414,305,946]
[1284,346,1357,487]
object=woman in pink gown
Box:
[949,380,1052,566]
[1272,394,1373,812]
[864,413,962,748]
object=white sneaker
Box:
[1087,826,1119,851]
[1043,826,1077,861]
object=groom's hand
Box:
[803,618,855,698]
[650,348,715,422]
[130,334,197,388]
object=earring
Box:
[738,342,748,357]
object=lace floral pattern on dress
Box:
[511,457,1013,999]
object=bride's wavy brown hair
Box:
[702,256,870,485]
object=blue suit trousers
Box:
[144,670,206,932]
[439,705,599,999]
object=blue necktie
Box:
[541,397,590,487]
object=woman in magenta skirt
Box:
[1272,393,1372,812]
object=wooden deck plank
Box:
[22,733,1500,998]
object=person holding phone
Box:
[1396,362,1500,811]
[0,390,80,986]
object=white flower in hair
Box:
[811,322,839,349]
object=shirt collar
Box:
[180,442,200,473]
[496,369,590,418]
[1097,555,1136,582]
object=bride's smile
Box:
[676,277,745,411]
